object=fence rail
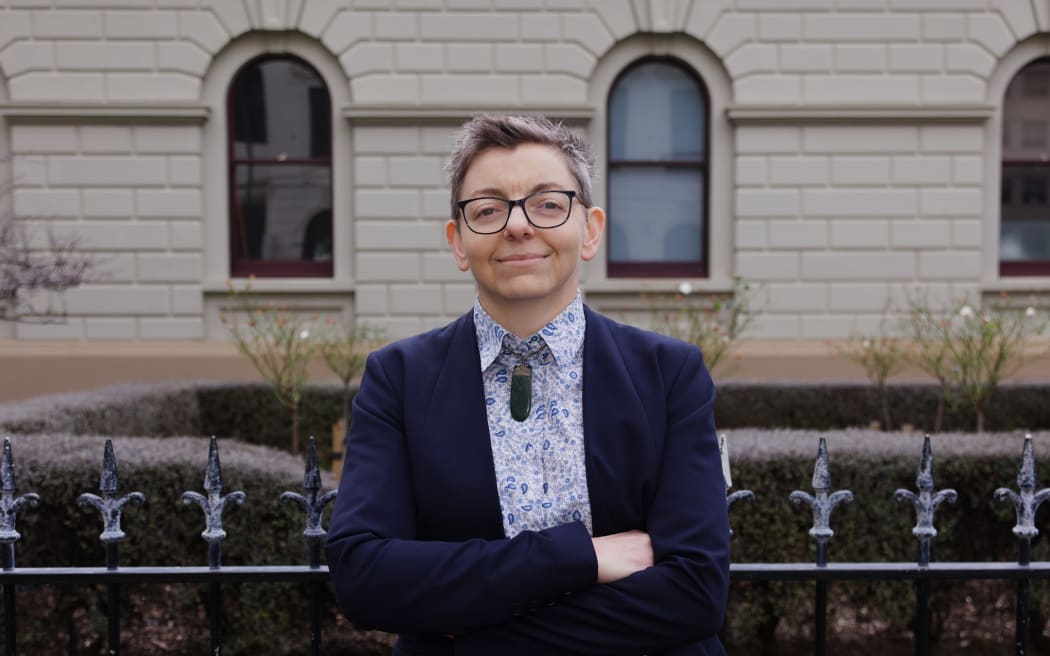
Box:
[1,433,1048,655]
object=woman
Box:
[325,114,730,655]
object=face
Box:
[445,143,605,324]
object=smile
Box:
[497,253,549,264]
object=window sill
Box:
[983,278,1050,294]
[582,277,734,295]
[202,278,354,295]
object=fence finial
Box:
[77,440,145,545]
[281,437,338,543]
[181,437,246,554]
[895,435,957,565]
[995,434,1050,543]
[0,437,40,546]
[719,434,755,537]
[790,436,853,562]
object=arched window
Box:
[607,58,708,277]
[228,55,332,277]
[1000,57,1050,276]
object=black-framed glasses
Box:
[457,190,577,235]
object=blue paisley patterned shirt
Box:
[473,294,593,539]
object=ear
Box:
[580,206,605,262]
[446,219,470,272]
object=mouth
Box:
[497,253,549,264]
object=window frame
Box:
[226,53,334,278]
[999,56,1050,277]
[605,56,710,279]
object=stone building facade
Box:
[0,0,1048,348]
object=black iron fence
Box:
[0,436,335,656]
[1,433,1049,655]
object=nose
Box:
[504,201,533,237]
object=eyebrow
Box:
[463,182,573,199]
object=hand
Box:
[591,529,653,584]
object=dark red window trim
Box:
[606,56,710,279]
[1000,57,1050,278]
[227,54,333,279]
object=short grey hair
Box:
[444,114,596,220]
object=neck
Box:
[480,289,578,339]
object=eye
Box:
[465,199,506,222]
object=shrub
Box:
[220,279,322,455]
[194,382,344,465]
[0,383,202,437]
[0,382,347,466]
[650,277,757,375]
[904,296,1047,433]
[713,381,1050,433]
[6,433,392,655]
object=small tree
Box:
[944,301,1044,433]
[904,295,955,433]
[319,319,384,427]
[0,185,93,321]
[834,330,907,431]
[221,279,319,454]
[654,276,756,375]
[905,294,1046,433]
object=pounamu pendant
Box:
[510,362,532,421]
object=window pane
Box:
[609,62,705,161]
[231,58,331,161]
[233,164,332,261]
[607,166,704,263]
[1003,59,1050,161]
[1001,164,1050,261]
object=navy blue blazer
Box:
[325,306,730,656]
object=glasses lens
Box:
[524,191,572,227]
[463,198,509,233]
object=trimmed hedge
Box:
[0,383,203,437]
[715,381,1050,433]
[194,382,345,464]
[5,380,1050,452]
[194,380,1050,437]
[7,433,393,656]
[0,382,347,464]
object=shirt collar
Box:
[473,292,586,371]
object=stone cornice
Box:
[727,105,996,124]
[0,104,211,124]
[342,105,595,124]
[0,103,597,125]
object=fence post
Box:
[0,438,40,656]
[995,434,1050,656]
[77,440,145,656]
[281,437,338,656]
[181,437,246,655]
[790,437,853,656]
[895,435,957,656]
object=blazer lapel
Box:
[582,307,647,537]
[420,312,505,540]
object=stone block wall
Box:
[0,0,1045,340]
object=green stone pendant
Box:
[510,362,532,421]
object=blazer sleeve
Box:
[324,350,600,636]
[453,345,731,656]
